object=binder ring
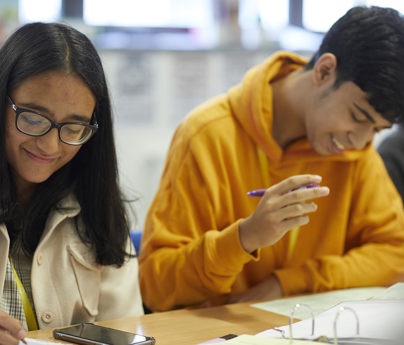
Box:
[333,306,360,345]
[288,303,315,344]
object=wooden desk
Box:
[28,303,289,345]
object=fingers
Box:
[0,331,22,345]
[278,201,318,221]
[260,175,329,210]
[264,177,329,225]
[0,312,26,345]
[240,175,330,253]
[267,174,323,195]
[281,185,329,206]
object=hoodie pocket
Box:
[68,244,101,317]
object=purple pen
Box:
[246,189,267,197]
[292,183,319,191]
[247,183,319,197]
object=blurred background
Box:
[0,0,402,229]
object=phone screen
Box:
[53,323,155,345]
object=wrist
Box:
[238,218,257,253]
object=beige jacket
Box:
[0,195,144,329]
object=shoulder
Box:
[171,93,238,152]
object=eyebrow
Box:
[17,101,91,123]
[353,103,375,123]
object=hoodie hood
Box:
[228,51,306,163]
[227,51,369,164]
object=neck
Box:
[271,69,309,148]
[14,176,35,207]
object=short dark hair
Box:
[306,6,404,123]
[0,22,133,266]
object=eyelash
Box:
[351,112,368,124]
[351,113,382,133]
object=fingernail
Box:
[313,175,322,182]
[319,186,330,194]
[18,330,27,341]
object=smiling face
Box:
[304,54,392,156]
[5,70,96,199]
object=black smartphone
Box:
[53,323,155,345]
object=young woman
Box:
[0,22,143,344]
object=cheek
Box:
[305,108,328,139]
[61,146,82,165]
[307,102,348,135]
[304,108,340,154]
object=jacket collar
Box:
[39,194,81,245]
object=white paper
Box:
[19,338,71,345]
[252,286,386,317]
[371,282,404,300]
[224,334,318,344]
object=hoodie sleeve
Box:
[139,100,260,312]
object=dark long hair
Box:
[0,22,132,266]
[305,6,404,123]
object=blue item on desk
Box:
[129,230,152,314]
[130,230,142,254]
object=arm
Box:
[277,150,404,296]
[228,146,404,303]
[139,123,258,311]
[139,170,252,311]
[139,123,329,311]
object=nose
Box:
[36,128,60,153]
[348,126,375,150]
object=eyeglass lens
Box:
[17,111,93,144]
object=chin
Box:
[23,174,53,184]
[312,138,338,156]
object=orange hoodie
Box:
[139,51,404,312]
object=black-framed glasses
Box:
[7,96,98,146]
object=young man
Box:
[139,6,404,311]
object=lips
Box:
[24,148,57,164]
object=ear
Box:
[312,53,337,86]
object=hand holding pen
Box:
[239,174,330,253]
[0,311,27,345]
[247,183,320,197]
